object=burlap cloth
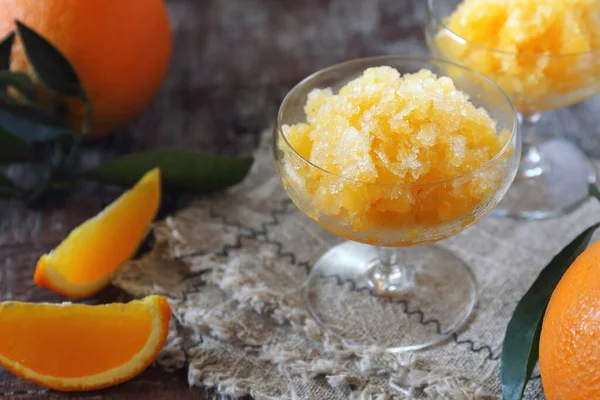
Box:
[113,133,600,399]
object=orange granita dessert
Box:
[278,67,510,245]
[434,0,600,113]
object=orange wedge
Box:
[0,295,171,391]
[34,169,161,299]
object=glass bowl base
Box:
[306,241,477,352]
[490,138,596,220]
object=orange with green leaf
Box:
[501,188,600,400]
[0,17,253,205]
[539,239,600,399]
[0,0,172,137]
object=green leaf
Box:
[0,126,30,162]
[0,103,75,142]
[15,21,85,100]
[87,149,254,193]
[501,222,600,400]
[0,71,37,101]
[0,32,15,71]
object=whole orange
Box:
[539,240,600,400]
[0,0,172,137]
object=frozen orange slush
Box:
[279,67,510,244]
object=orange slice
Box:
[34,169,161,299]
[0,295,171,391]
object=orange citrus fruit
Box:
[0,0,172,137]
[34,169,161,299]
[0,295,171,391]
[539,240,600,400]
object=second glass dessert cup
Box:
[274,56,520,352]
[426,0,600,220]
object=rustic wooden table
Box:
[1,0,599,398]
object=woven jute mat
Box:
[114,133,600,399]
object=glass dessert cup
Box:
[426,0,600,220]
[274,56,520,352]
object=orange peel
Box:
[0,295,171,392]
[34,168,161,298]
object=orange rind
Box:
[0,296,171,391]
[34,168,161,298]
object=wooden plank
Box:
[0,367,207,400]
